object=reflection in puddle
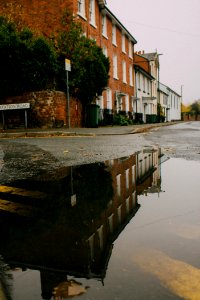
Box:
[2,147,200,299]
[0,146,160,299]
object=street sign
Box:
[65,59,71,72]
[0,103,30,111]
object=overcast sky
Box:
[106,0,200,104]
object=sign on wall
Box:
[0,103,30,111]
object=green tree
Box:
[190,100,200,114]
[0,17,57,99]
[55,11,110,105]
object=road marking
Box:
[0,185,46,199]
[0,199,39,217]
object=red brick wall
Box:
[0,0,136,117]
[182,113,200,121]
[0,0,75,35]
[102,14,135,112]
[1,91,83,128]
[134,53,150,73]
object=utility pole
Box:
[65,58,71,128]
[157,53,163,123]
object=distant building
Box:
[167,87,181,121]
[135,51,181,122]
[134,52,160,123]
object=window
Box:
[137,73,141,90]
[102,45,108,57]
[89,0,95,26]
[108,214,114,233]
[126,169,130,189]
[147,79,149,93]
[129,41,133,58]
[117,205,122,224]
[113,54,118,79]
[129,65,133,86]
[125,95,129,112]
[126,197,130,214]
[78,0,85,18]
[106,88,112,109]
[116,174,121,196]
[122,60,127,83]
[122,34,126,53]
[143,76,146,92]
[102,15,107,37]
[112,24,117,45]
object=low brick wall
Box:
[182,113,200,121]
[1,91,83,128]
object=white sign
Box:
[65,58,71,72]
[0,103,30,111]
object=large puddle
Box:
[1,146,200,299]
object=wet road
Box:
[0,121,200,184]
[144,121,200,161]
[1,121,200,299]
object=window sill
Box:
[77,13,87,21]
[90,22,97,29]
[102,34,108,39]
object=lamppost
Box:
[157,53,163,123]
[65,58,71,128]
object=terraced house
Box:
[0,0,181,127]
[70,0,137,123]
[0,0,137,127]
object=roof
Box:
[98,0,106,8]
[140,52,158,61]
[158,82,169,95]
[159,82,181,97]
[104,6,137,44]
[134,65,155,80]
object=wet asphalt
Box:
[0,121,200,184]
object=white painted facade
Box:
[167,88,181,121]
[158,82,181,121]
[134,66,156,122]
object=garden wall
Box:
[1,90,83,128]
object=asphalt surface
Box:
[144,121,200,161]
[1,121,200,184]
[0,122,178,138]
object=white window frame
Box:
[122,60,127,83]
[112,24,117,45]
[122,34,126,53]
[106,88,112,109]
[116,174,121,196]
[125,94,129,112]
[89,0,96,26]
[129,65,133,86]
[102,14,107,38]
[102,45,108,57]
[129,40,133,58]
[78,0,86,18]
[113,54,118,79]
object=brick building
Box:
[0,0,137,126]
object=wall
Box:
[182,113,200,121]
[0,0,75,36]
[1,91,83,128]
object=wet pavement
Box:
[1,121,200,299]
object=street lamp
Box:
[157,53,163,123]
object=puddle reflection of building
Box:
[136,146,161,196]
[0,256,12,300]
[0,146,161,299]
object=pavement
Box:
[0,121,181,138]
